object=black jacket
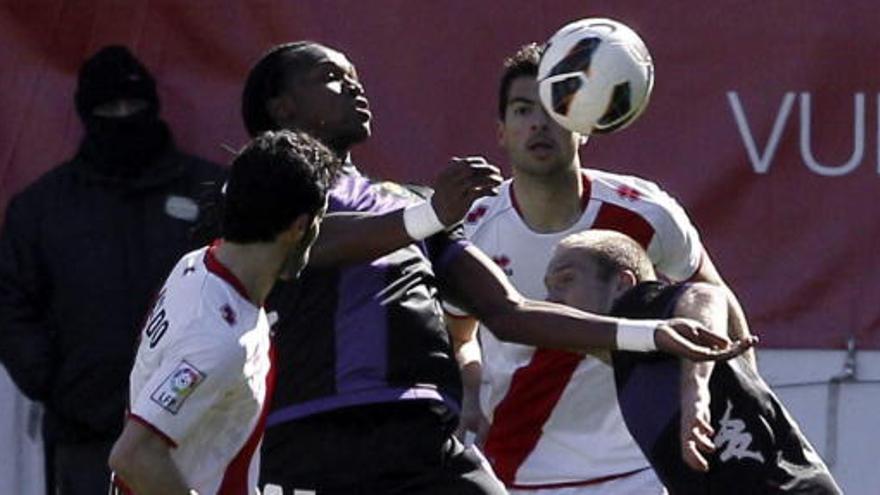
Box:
[0,145,225,443]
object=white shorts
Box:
[508,468,667,495]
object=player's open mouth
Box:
[355,97,372,120]
[527,139,555,151]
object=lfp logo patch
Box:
[150,361,206,414]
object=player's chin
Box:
[354,121,371,141]
[337,122,371,147]
[517,158,564,177]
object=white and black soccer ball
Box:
[538,17,654,135]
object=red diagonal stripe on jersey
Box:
[483,349,583,485]
[217,343,277,494]
[592,202,654,248]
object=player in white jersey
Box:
[447,44,755,493]
[108,130,337,495]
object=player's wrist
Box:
[615,319,661,352]
[403,199,446,240]
[456,340,482,367]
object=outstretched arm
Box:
[675,282,729,472]
[309,157,502,267]
[438,245,753,360]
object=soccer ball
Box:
[538,17,654,135]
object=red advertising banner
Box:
[1,1,877,349]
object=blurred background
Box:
[1,1,878,493]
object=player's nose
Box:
[531,108,552,131]
[344,75,364,96]
[544,287,564,304]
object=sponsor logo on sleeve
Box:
[150,360,206,414]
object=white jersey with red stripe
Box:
[455,169,702,489]
[124,244,273,495]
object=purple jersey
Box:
[265,167,468,428]
[612,282,841,494]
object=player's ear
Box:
[282,213,310,244]
[496,119,506,147]
[615,269,638,293]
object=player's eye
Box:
[512,104,531,116]
[545,270,568,290]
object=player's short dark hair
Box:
[498,43,543,119]
[241,41,324,137]
[222,130,340,243]
[558,230,656,283]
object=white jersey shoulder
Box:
[461,180,516,239]
[462,170,703,282]
[585,168,703,281]
[127,246,271,495]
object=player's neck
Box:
[512,165,583,233]
[212,241,285,306]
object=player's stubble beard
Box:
[278,213,321,281]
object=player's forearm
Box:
[724,288,756,370]
[460,359,483,418]
[308,210,411,267]
[445,246,648,353]
[482,298,619,351]
[677,282,723,402]
[681,360,713,401]
[691,253,756,369]
[109,422,194,495]
[109,448,192,495]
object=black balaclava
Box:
[75,45,170,177]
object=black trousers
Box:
[53,440,113,495]
[260,401,507,495]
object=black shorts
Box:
[260,400,506,495]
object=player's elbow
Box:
[676,283,728,337]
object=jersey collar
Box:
[204,241,252,302]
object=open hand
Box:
[431,156,503,226]
[655,318,758,361]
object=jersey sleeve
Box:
[129,326,243,446]
[425,222,470,270]
[425,221,477,320]
[646,187,703,282]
